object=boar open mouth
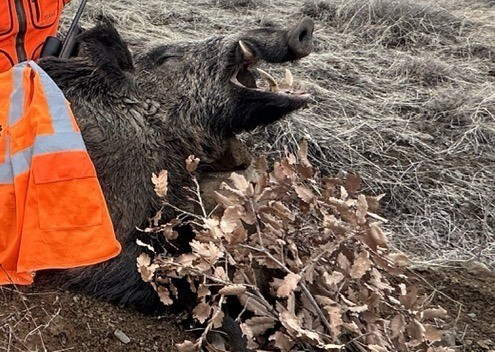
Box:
[229,21,313,103]
[230,63,310,101]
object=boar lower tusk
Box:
[284,69,294,87]
[238,40,254,61]
[256,68,279,92]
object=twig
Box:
[0,287,58,296]
[192,175,208,219]
[241,245,288,273]
[0,265,47,352]
[351,340,369,352]
[407,269,463,306]
[249,198,264,247]
[299,232,355,276]
[242,291,278,319]
[366,211,389,223]
[240,243,336,340]
[153,259,277,318]
[344,332,375,348]
[26,307,62,338]
[459,323,469,341]
[196,295,226,348]
[7,324,12,352]
[166,203,205,221]
[300,281,338,342]
[207,204,220,218]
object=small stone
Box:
[467,313,477,319]
[114,329,131,344]
[440,330,456,346]
[463,260,492,275]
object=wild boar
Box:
[38,17,314,312]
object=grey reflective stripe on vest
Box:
[8,64,25,125]
[34,132,86,154]
[7,132,86,179]
[29,61,75,133]
[0,136,14,184]
[0,64,25,183]
[0,61,87,184]
[11,146,32,179]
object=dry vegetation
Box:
[1,0,494,351]
[64,0,495,268]
[141,149,453,351]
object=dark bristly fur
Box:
[36,17,313,313]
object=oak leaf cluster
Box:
[139,142,451,352]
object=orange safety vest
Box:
[0,0,70,73]
[0,61,121,285]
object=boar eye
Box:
[155,53,181,66]
[147,46,183,67]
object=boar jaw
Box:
[230,63,310,100]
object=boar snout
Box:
[288,17,314,59]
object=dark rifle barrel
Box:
[58,0,88,59]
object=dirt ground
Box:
[414,266,495,352]
[1,266,493,351]
[0,285,190,351]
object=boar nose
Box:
[288,17,314,59]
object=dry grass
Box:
[60,0,495,268]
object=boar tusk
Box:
[279,69,293,89]
[238,40,254,61]
[256,68,279,92]
[284,69,294,88]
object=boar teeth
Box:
[238,40,254,61]
[256,68,279,92]
[283,69,294,87]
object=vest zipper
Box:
[14,0,28,62]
